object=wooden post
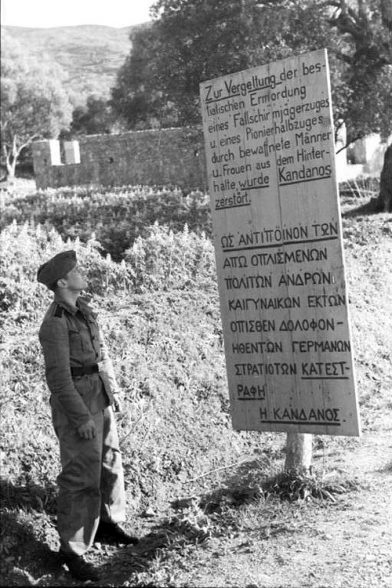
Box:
[284,432,312,473]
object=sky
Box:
[1,0,155,28]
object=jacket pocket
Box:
[68,328,84,355]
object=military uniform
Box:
[38,252,127,558]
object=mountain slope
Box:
[3,24,147,102]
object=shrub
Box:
[0,186,212,260]
[0,222,266,517]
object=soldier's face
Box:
[65,265,88,291]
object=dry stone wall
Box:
[32,127,207,191]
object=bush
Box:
[0,222,267,517]
[0,185,212,260]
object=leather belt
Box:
[71,364,99,377]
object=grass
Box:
[0,180,391,586]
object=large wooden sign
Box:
[200,50,360,436]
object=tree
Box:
[112,1,268,127]
[1,30,72,179]
[112,0,391,143]
[70,95,117,136]
[256,0,392,210]
[111,23,181,129]
[325,0,391,146]
[112,0,392,213]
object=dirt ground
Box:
[9,429,390,587]
[153,430,392,588]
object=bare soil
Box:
[8,430,390,587]
[150,430,391,588]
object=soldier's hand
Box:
[77,419,96,440]
[113,394,123,413]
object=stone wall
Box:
[32,125,391,190]
[32,127,207,191]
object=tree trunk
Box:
[3,136,19,180]
[381,0,392,29]
[5,156,17,179]
[284,432,312,474]
[2,134,36,180]
[377,144,392,212]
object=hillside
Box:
[0,181,391,586]
[3,24,148,102]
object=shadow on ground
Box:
[96,515,212,586]
[0,476,57,515]
[0,476,212,586]
[0,478,62,585]
[0,511,61,585]
[96,461,269,586]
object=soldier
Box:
[37,250,138,582]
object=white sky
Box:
[1,0,155,28]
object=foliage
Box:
[339,176,380,199]
[0,186,212,260]
[262,470,361,502]
[0,220,264,524]
[112,0,392,143]
[111,24,178,129]
[124,223,215,293]
[112,0,269,127]
[69,94,120,136]
[1,195,391,522]
[0,29,72,178]
[1,184,392,585]
[256,0,392,144]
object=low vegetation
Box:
[0,183,391,586]
[0,186,212,260]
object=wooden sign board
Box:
[200,49,360,436]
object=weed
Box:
[262,470,361,502]
[339,176,379,200]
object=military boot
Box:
[59,550,100,581]
[95,520,139,545]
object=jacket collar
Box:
[54,294,81,316]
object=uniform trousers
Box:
[51,404,126,556]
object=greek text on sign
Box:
[200,49,360,436]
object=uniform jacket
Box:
[39,296,120,428]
